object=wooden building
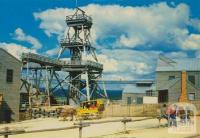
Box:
[156,56,200,103]
[0,48,21,123]
[122,80,156,104]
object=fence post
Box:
[157,117,161,128]
[79,124,82,138]
[123,121,127,132]
[4,127,8,138]
[74,120,90,138]
[121,117,131,133]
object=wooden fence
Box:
[103,101,200,117]
[1,118,148,138]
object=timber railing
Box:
[0,117,154,138]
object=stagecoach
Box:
[76,99,106,119]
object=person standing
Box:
[166,104,177,127]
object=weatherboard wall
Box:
[0,48,21,123]
[156,71,181,90]
[156,71,200,102]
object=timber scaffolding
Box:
[21,53,103,71]
[20,7,107,107]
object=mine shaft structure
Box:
[58,8,106,104]
[20,8,107,106]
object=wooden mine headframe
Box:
[58,7,106,104]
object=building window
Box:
[169,76,175,80]
[6,69,13,83]
[188,75,195,85]
[136,97,143,104]
[136,83,152,87]
[146,90,153,96]
[188,93,195,101]
[127,97,132,105]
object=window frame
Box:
[188,93,195,101]
[168,75,175,80]
[188,75,195,85]
[6,69,14,83]
[146,90,153,96]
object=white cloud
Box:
[0,42,37,60]
[13,28,42,49]
[182,34,200,50]
[97,49,160,80]
[33,8,73,38]
[97,54,118,72]
[45,47,60,56]
[33,2,200,50]
[118,35,144,48]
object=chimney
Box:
[179,71,188,102]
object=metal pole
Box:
[85,71,90,101]
[46,66,51,107]
[57,48,63,59]
[30,79,33,108]
[27,61,32,109]
[102,80,108,98]
[26,61,29,81]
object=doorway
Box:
[158,90,168,103]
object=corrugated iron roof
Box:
[0,48,21,63]
[156,56,200,71]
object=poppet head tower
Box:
[58,7,107,104]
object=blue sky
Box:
[0,0,200,80]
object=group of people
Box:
[160,104,191,127]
